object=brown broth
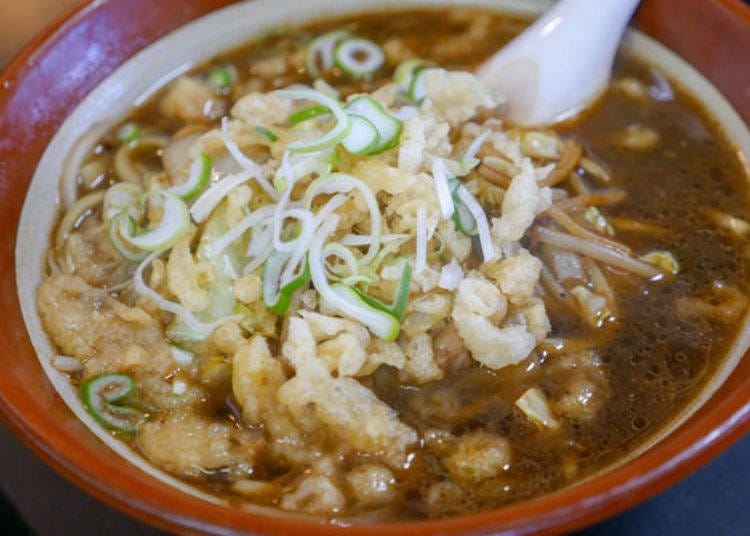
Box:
[56,7,750,520]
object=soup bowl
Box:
[1,0,750,534]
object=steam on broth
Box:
[35,7,750,520]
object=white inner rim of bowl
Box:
[15,0,750,517]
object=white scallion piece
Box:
[220,117,276,200]
[305,30,349,78]
[323,242,361,280]
[169,153,212,200]
[123,191,190,251]
[390,106,419,121]
[459,131,490,173]
[273,151,301,252]
[314,193,347,227]
[243,224,275,276]
[221,117,261,173]
[303,173,381,264]
[341,114,380,155]
[456,185,496,262]
[276,88,352,153]
[432,158,455,219]
[340,233,409,246]
[134,251,241,339]
[344,96,403,154]
[334,37,385,79]
[190,169,254,223]
[209,205,275,258]
[309,217,399,341]
[278,208,317,286]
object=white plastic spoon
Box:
[477,0,641,126]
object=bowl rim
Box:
[1,0,749,534]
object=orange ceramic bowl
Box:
[1,0,749,534]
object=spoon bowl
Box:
[478,0,641,126]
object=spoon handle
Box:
[478,0,641,126]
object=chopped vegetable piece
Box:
[310,217,400,340]
[448,178,478,236]
[208,64,238,90]
[341,114,380,155]
[276,89,352,153]
[169,153,212,200]
[355,261,412,321]
[253,126,279,142]
[123,190,191,251]
[262,250,312,314]
[108,214,148,262]
[334,37,385,79]
[117,122,140,143]
[330,283,401,341]
[288,104,331,125]
[432,158,455,219]
[408,67,437,104]
[345,96,403,153]
[394,59,432,93]
[81,373,144,433]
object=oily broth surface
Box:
[53,8,749,519]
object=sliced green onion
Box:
[288,104,331,125]
[103,182,142,222]
[306,30,349,78]
[253,126,278,142]
[458,131,489,174]
[190,168,256,223]
[448,177,478,236]
[169,153,212,200]
[333,37,385,79]
[345,96,403,154]
[220,117,270,194]
[432,158,455,219]
[408,67,437,104]
[208,64,238,90]
[331,283,401,341]
[117,122,140,143]
[276,89,352,153]
[108,214,148,262]
[394,59,432,92]
[81,373,143,433]
[415,206,428,274]
[123,190,190,251]
[355,261,412,321]
[341,114,380,155]
[262,250,311,315]
[323,242,363,281]
[303,173,382,264]
[450,178,496,261]
[310,217,400,341]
